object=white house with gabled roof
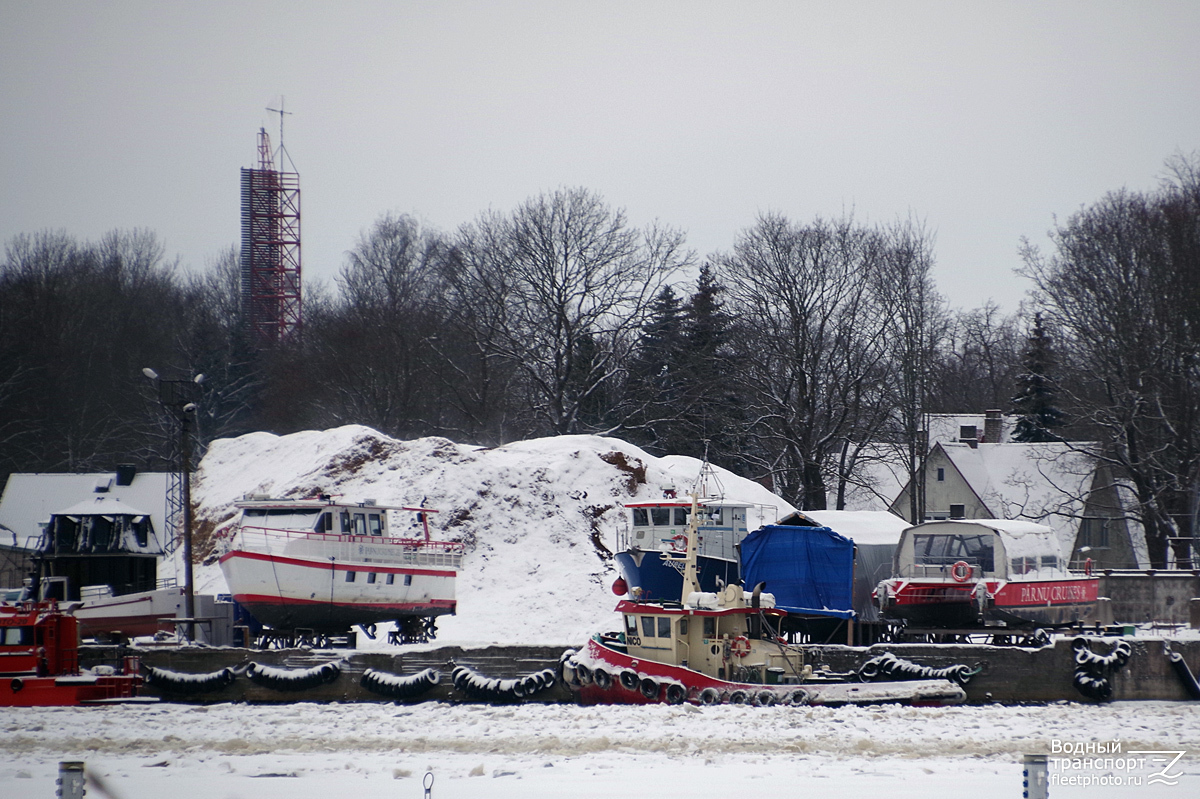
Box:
[888,440,1147,570]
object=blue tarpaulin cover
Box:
[740,524,855,619]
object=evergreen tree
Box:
[622,285,686,453]
[678,264,743,465]
[1011,313,1066,442]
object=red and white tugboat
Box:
[219,495,463,644]
[875,519,1099,632]
[0,601,142,706]
[565,492,967,707]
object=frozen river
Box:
[2,700,1198,799]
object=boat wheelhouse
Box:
[613,491,764,601]
[29,496,185,640]
[219,495,463,644]
[875,519,1099,629]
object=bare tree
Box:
[1021,154,1200,567]
[718,213,893,510]
[455,188,689,436]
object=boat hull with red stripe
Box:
[218,497,462,639]
[879,576,1099,627]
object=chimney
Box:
[984,410,1003,444]
[115,464,137,486]
[959,424,978,449]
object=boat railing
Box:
[231,525,465,566]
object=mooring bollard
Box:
[1023,753,1048,799]
[56,761,85,799]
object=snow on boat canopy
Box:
[875,519,1100,630]
[218,495,463,645]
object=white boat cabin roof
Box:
[902,518,1062,560]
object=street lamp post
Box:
[143,368,204,641]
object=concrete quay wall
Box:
[89,636,1200,705]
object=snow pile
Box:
[188,426,795,646]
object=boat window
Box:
[641,616,656,638]
[672,508,687,526]
[315,513,333,533]
[367,572,377,584]
[2,626,31,645]
[340,511,351,533]
[651,508,671,526]
[352,513,367,536]
[404,574,412,586]
[625,615,638,636]
[678,618,688,636]
[703,617,716,638]
[632,509,649,526]
[1041,556,1059,570]
[345,571,356,582]
[657,616,672,638]
[707,508,724,524]
[913,533,995,572]
[386,574,395,585]
[368,514,383,536]
[134,518,150,547]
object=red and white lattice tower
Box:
[240,127,301,344]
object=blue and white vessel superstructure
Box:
[613,466,776,601]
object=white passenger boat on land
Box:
[219,495,463,644]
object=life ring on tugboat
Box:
[730,635,751,658]
[669,534,688,553]
[1084,557,1094,576]
[950,561,973,583]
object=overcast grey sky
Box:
[2,1,1197,312]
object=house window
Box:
[1079,518,1110,549]
[936,468,945,482]
[949,504,966,519]
[960,425,977,440]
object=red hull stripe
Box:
[219,549,455,577]
[892,577,1099,608]
[232,593,455,611]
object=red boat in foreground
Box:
[875,519,1099,631]
[0,601,142,706]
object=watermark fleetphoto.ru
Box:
[1050,739,1187,787]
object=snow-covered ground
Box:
[2,701,1197,798]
